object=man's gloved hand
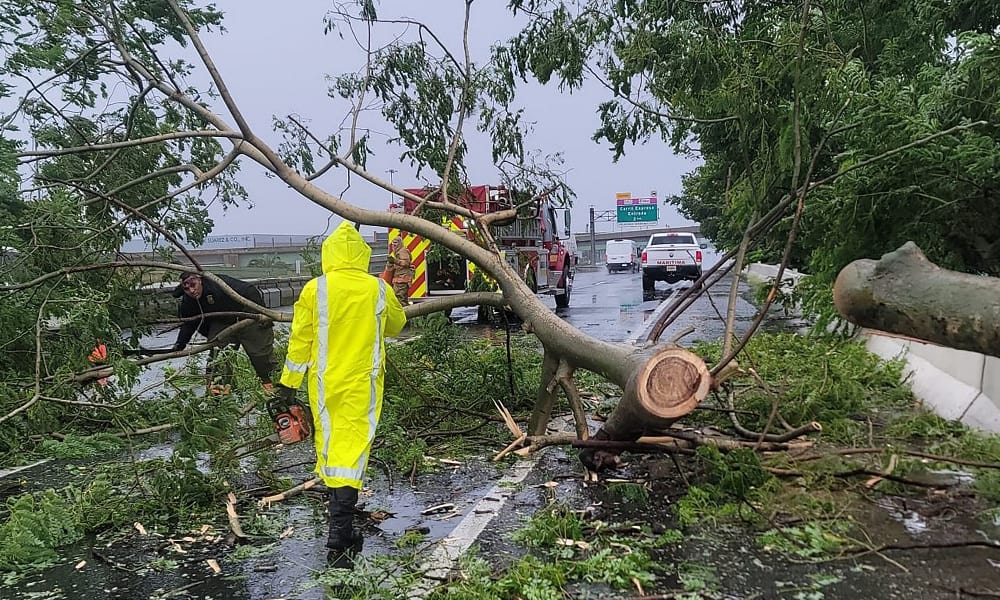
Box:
[275,383,297,405]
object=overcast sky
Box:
[195,1,700,237]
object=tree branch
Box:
[165,0,255,141]
[70,318,258,385]
[17,130,242,160]
[402,292,507,318]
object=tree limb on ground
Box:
[258,477,322,507]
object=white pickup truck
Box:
[641,232,707,297]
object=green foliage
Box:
[678,563,718,595]
[430,504,660,599]
[231,542,278,561]
[147,557,179,571]
[322,4,527,182]
[36,433,124,459]
[512,504,587,548]
[0,0,246,456]
[395,529,426,549]
[606,482,649,507]
[0,489,90,570]
[974,470,1000,503]
[0,454,223,571]
[172,356,245,460]
[427,552,566,600]
[378,314,542,465]
[244,513,286,538]
[675,447,779,527]
[759,523,849,559]
[692,333,914,445]
[144,456,226,517]
[507,0,1000,319]
[311,552,423,600]
[884,411,1000,502]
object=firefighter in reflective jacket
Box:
[276,221,406,568]
[387,236,413,304]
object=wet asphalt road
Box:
[451,254,776,346]
[554,264,758,344]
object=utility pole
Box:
[588,205,617,264]
[377,169,399,243]
[590,206,596,264]
[386,168,397,199]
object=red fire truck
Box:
[387,185,576,308]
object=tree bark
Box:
[834,242,1000,358]
[528,350,560,436]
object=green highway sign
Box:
[616,198,658,223]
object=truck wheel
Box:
[555,288,570,309]
[554,271,572,309]
[606,266,612,274]
[642,273,655,300]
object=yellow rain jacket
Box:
[279,222,407,489]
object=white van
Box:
[605,239,638,273]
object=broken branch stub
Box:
[834,241,1000,358]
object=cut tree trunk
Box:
[577,344,711,470]
[521,334,713,470]
[834,242,1000,358]
[602,345,712,439]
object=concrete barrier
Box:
[865,333,1000,432]
[259,287,282,309]
[744,262,804,295]
[278,282,294,305]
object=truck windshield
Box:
[545,206,558,241]
[649,234,696,246]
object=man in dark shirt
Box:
[172,271,276,392]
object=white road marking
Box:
[408,458,537,598]
[627,293,677,346]
[0,459,50,480]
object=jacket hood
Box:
[322,221,371,273]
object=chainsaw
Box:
[231,394,313,459]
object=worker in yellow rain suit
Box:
[276,221,407,568]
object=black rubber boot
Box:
[326,487,362,569]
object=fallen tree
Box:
[834,242,1000,358]
[0,1,718,452]
[0,2,984,470]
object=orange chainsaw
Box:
[268,393,312,445]
[231,390,312,459]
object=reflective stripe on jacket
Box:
[279,222,407,489]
